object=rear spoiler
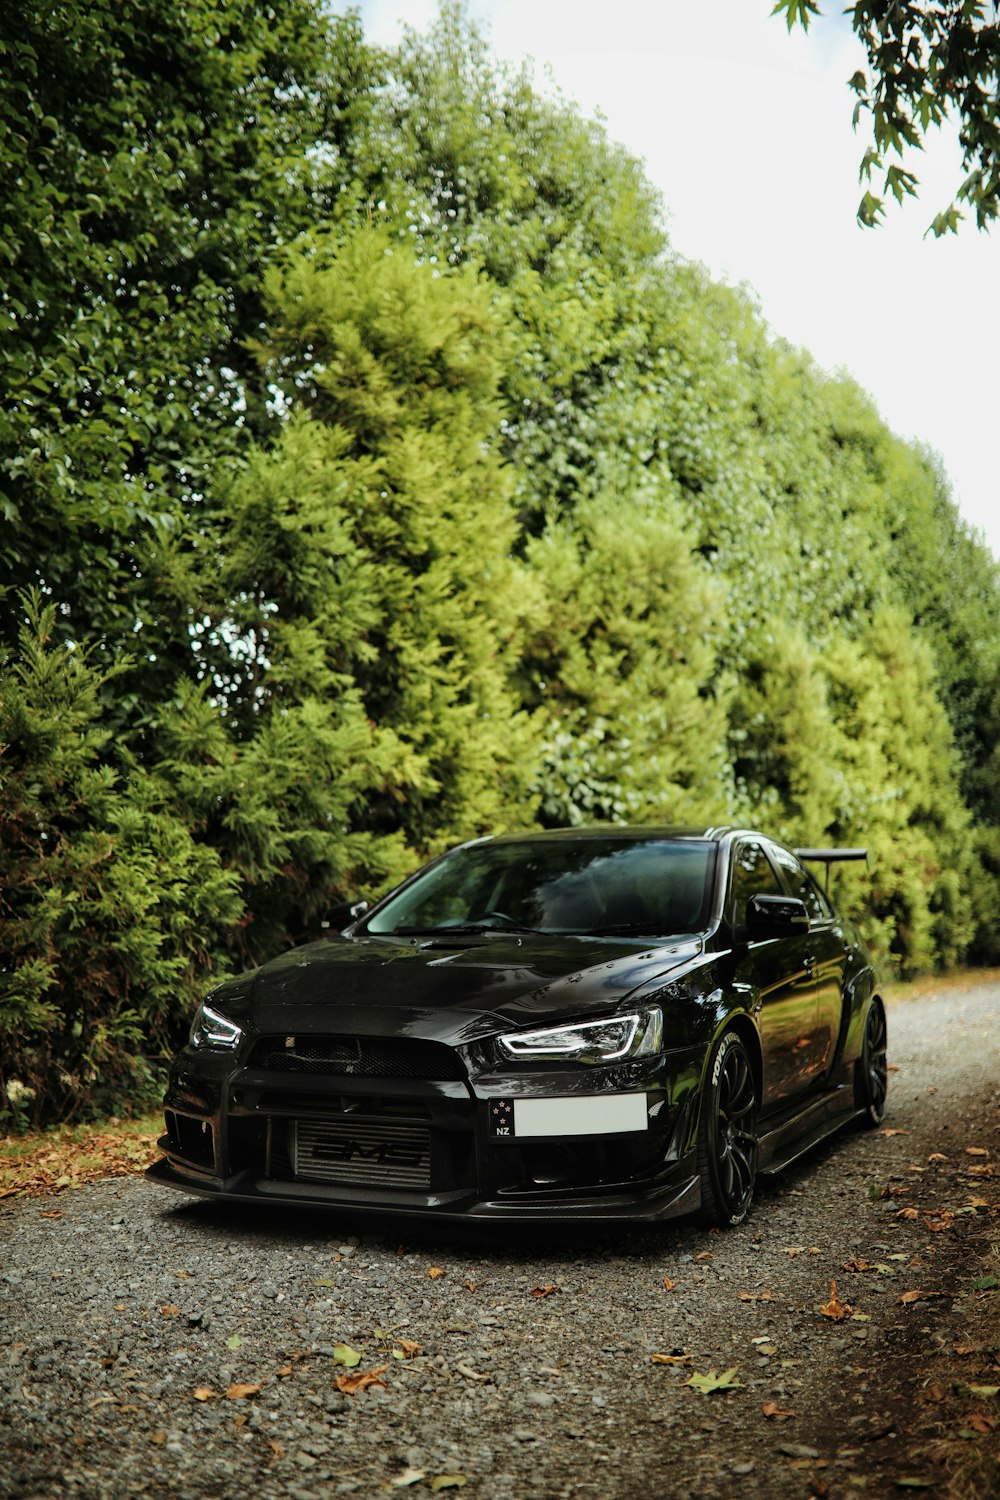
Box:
[795,846,871,893]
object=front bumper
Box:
[146,1040,705,1224]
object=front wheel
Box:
[697,1030,758,1227]
[854,1000,888,1127]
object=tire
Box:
[854,999,888,1127]
[697,1030,758,1227]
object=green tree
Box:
[0,595,241,1127]
[773,1,1000,232]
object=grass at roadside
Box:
[0,1113,162,1200]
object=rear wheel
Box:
[697,1031,758,1227]
[854,1000,888,1126]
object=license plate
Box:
[489,1093,648,1138]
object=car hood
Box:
[229,933,706,1045]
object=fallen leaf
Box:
[464,1280,477,1293]
[898,1289,947,1305]
[651,1353,691,1365]
[762,1401,795,1419]
[738,1289,775,1302]
[225,1333,243,1350]
[927,1152,948,1162]
[390,1469,426,1488]
[924,1213,954,1232]
[965,1147,989,1157]
[150,1431,167,1445]
[266,1438,284,1457]
[819,1280,853,1321]
[880,1128,908,1136]
[973,1275,1000,1291]
[662,1276,675,1291]
[784,1247,803,1257]
[967,1384,1000,1398]
[332,1344,362,1368]
[880,1183,910,1198]
[314,1278,336,1287]
[275,1365,293,1379]
[192,1387,217,1402]
[394,1338,421,1359]
[693,1251,713,1263]
[926,1383,945,1402]
[842,1258,873,1273]
[225,1383,263,1400]
[428,1266,446,1280]
[683,1366,743,1394]
[428,1477,467,1492]
[335,1366,389,1395]
[159,1304,181,1317]
[897,1207,920,1220]
[530,1285,559,1298]
[756,1343,778,1355]
[964,1412,996,1434]
[39,1211,62,1219]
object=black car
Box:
[148,827,886,1227]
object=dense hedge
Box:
[2,2,998,1124]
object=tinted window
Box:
[768,845,832,920]
[365,838,716,937]
[729,841,782,927]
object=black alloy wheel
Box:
[854,999,888,1126]
[697,1030,758,1227]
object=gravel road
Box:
[2,982,998,1500]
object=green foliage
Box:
[0,595,241,1128]
[773,1,1000,233]
[4,0,1000,1121]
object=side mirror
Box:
[323,899,370,932]
[746,893,809,937]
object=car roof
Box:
[476,825,736,846]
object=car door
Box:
[727,838,819,1112]
[766,843,848,1082]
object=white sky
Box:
[356,0,998,560]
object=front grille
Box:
[288,1117,431,1189]
[251,1035,466,1081]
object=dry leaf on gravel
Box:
[819,1280,853,1321]
[464,1280,477,1293]
[898,1289,947,1305]
[897,1207,920,1220]
[390,1469,425,1488]
[738,1289,775,1302]
[662,1276,675,1291]
[530,1284,559,1298]
[335,1366,389,1395]
[393,1338,421,1360]
[192,1388,217,1402]
[965,1147,989,1157]
[683,1367,743,1394]
[225,1383,263,1400]
[266,1438,283,1457]
[762,1402,796,1419]
[693,1251,713,1263]
[159,1304,181,1317]
[428,1266,446,1280]
[651,1353,691,1365]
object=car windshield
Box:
[364,837,716,938]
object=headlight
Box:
[189,1002,243,1051]
[498,1007,663,1065]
